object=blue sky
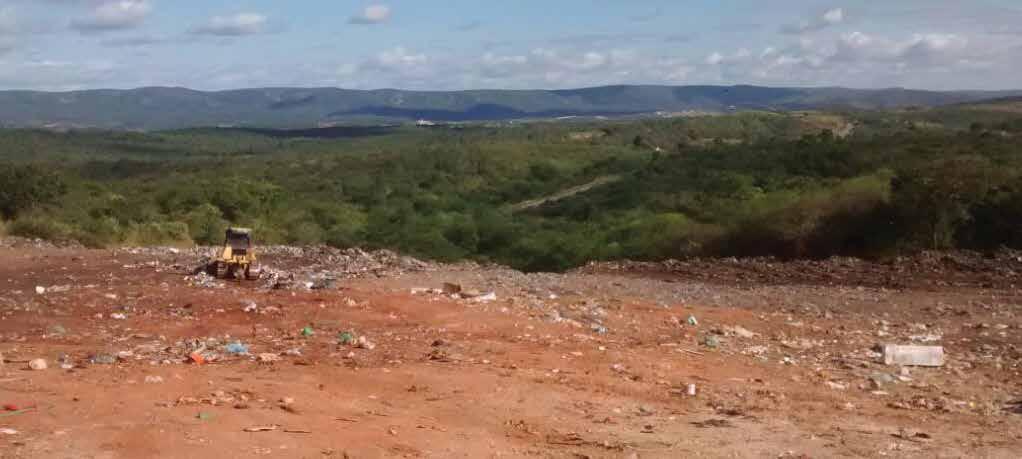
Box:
[0,0,1020,91]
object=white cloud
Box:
[71,0,151,33]
[192,13,268,36]
[823,8,844,25]
[782,7,845,34]
[706,49,751,66]
[373,46,427,67]
[349,5,391,25]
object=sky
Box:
[0,0,1020,91]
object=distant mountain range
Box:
[1,85,1020,130]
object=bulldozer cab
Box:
[207,227,260,280]
[225,227,252,255]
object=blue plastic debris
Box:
[225,342,249,354]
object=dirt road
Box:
[1,242,1020,458]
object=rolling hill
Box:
[1,85,1021,130]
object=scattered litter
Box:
[687,315,699,326]
[356,336,376,350]
[702,336,720,349]
[145,376,165,384]
[28,359,47,371]
[471,292,498,303]
[92,354,117,365]
[110,313,127,320]
[0,428,18,435]
[338,332,355,345]
[244,425,278,432]
[257,353,281,363]
[882,345,945,367]
[35,286,45,295]
[301,326,315,338]
[225,342,249,355]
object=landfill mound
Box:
[120,245,452,290]
[577,249,1022,289]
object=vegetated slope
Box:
[956,96,1022,113]
[2,85,1021,130]
[4,108,1022,272]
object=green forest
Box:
[3,106,1022,272]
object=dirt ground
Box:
[1,242,1021,458]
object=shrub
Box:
[9,215,76,241]
[0,164,66,219]
[126,221,192,246]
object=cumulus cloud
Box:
[705,30,988,89]
[781,7,844,34]
[349,5,390,25]
[71,0,151,33]
[192,13,269,36]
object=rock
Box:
[702,335,720,348]
[869,373,895,390]
[728,326,757,339]
[145,375,165,384]
[47,324,68,336]
[442,283,462,295]
[29,358,48,370]
[826,381,848,390]
[882,345,945,367]
[241,300,258,313]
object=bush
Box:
[77,216,123,247]
[0,164,66,219]
[125,221,192,246]
[185,204,228,245]
[9,215,76,241]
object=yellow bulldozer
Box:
[205,227,261,280]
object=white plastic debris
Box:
[29,358,48,370]
[882,345,945,367]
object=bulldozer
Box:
[205,227,261,280]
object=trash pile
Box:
[0,236,83,250]
[130,245,442,290]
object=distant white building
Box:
[416,119,436,127]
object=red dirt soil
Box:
[1,245,1021,458]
